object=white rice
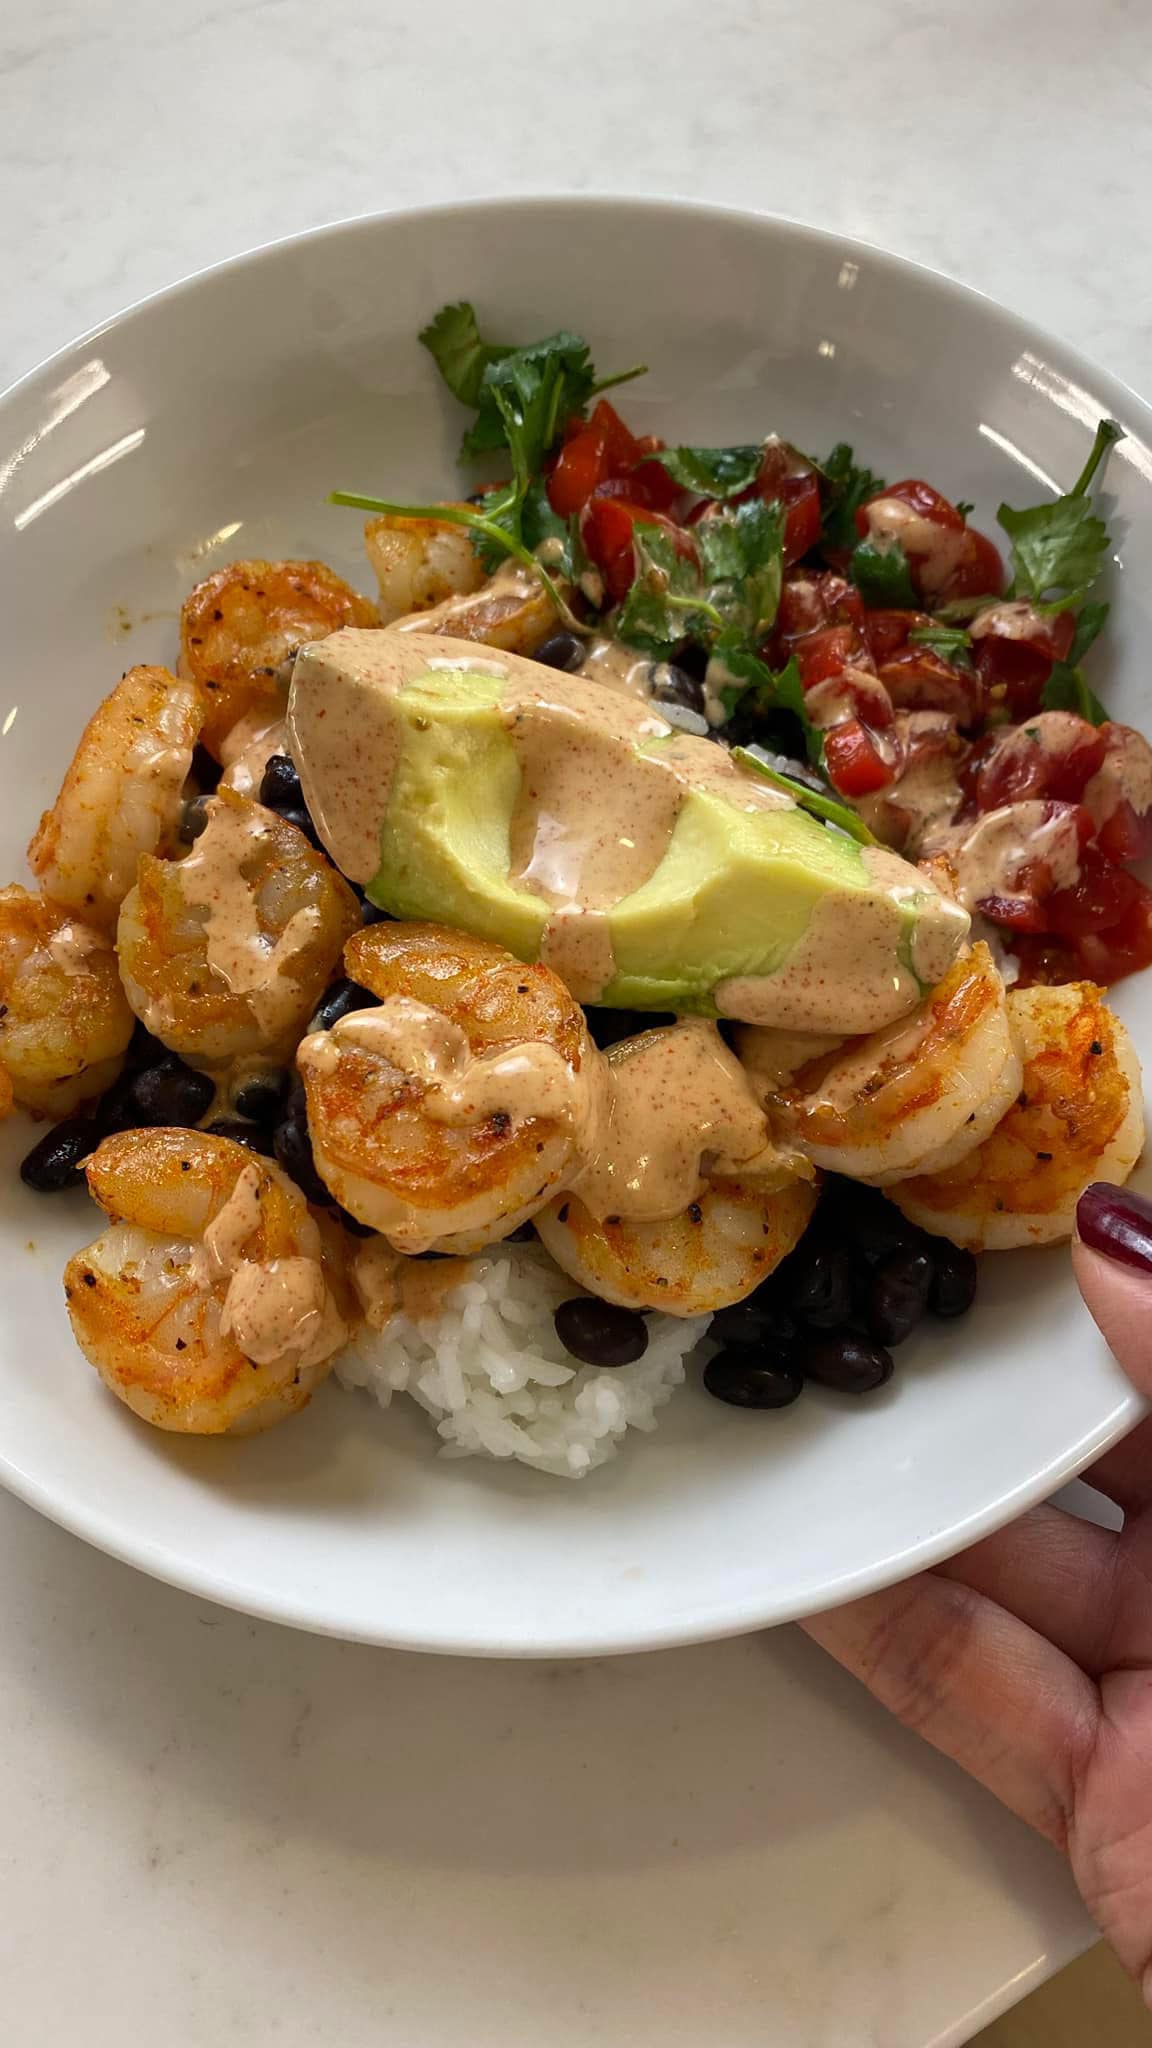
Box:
[337,1240,711,1478]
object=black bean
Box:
[930,1243,978,1319]
[554,1297,648,1367]
[650,663,705,716]
[505,1220,537,1243]
[123,1019,169,1074]
[336,1206,376,1238]
[312,978,376,1032]
[866,1247,934,1346]
[703,1349,804,1409]
[206,1117,275,1156]
[189,742,222,795]
[259,753,303,811]
[232,1069,289,1124]
[273,1112,333,1206]
[534,631,587,673]
[671,641,709,682]
[360,898,391,926]
[583,1007,675,1050]
[823,1177,920,1266]
[178,794,211,845]
[99,1055,215,1133]
[272,804,323,849]
[710,1293,798,1356]
[20,1117,99,1193]
[786,1242,857,1328]
[803,1331,894,1394]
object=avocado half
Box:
[287,629,968,1031]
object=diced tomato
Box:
[754,445,823,563]
[975,892,1052,934]
[876,647,983,725]
[1083,724,1152,865]
[806,670,896,733]
[1012,933,1079,987]
[547,400,653,518]
[856,481,1004,605]
[1045,847,1143,939]
[1096,798,1152,866]
[863,609,932,665]
[974,713,1108,811]
[580,497,694,604]
[1072,882,1152,985]
[793,624,862,690]
[855,478,965,539]
[938,527,1005,604]
[972,606,1075,722]
[823,718,895,797]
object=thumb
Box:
[1073,1182,1152,1401]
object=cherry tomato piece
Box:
[1073,884,1152,985]
[548,400,649,518]
[855,479,965,539]
[863,610,932,665]
[974,714,1108,810]
[581,498,694,604]
[823,718,895,796]
[938,527,1005,603]
[1045,849,1143,939]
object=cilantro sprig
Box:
[643,444,763,499]
[998,417,1123,607]
[816,443,886,553]
[332,306,646,620]
[732,745,877,844]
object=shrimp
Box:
[891,983,1144,1250]
[389,558,561,656]
[28,666,203,927]
[65,1128,351,1435]
[364,512,486,625]
[180,559,377,757]
[0,886,134,1115]
[534,1175,818,1317]
[761,943,1023,1186]
[297,922,598,1251]
[117,788,360,1066]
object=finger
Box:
[801,1574,1098,1847]
[1072,1239,1152,1510]
[937,1503,1126,1674]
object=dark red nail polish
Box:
[1076,1183,1152,1273]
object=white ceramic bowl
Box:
[0,198,1147,1656]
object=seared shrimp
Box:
[364,512,486,624]
[65,1128,350,1435]
[535,1176,818,1317]
[180,559,377,757]
[390,558,561,656]
[28,666,202,927]
[763,944,1023,1186]
[0,886,134,1115]
[117,788,360,1066]
[892,983,1144,1249]
[298,922,598,1251]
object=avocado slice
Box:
[287,630,969,1031]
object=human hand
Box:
[800,1181,1152,2000]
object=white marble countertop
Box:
[4,0,1150,2040]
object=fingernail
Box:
[1076,1183,1152,1273]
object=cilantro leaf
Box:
[327,490,577,627]
[418,302,512,409]
[732,745,877,844]
[997,494,1111,605]
[997,417,1124,603]
[818,442,886,552]
[935,593,1003,624]
[849,537,917,608]
[712,646,822,767]
[695,498,786,641]
[646,444,762,499]
[1042,661,1109,724]
[1068,598,1110,666]
[464,331,598,470]
[907,622,974,669]
[615,524,721,655]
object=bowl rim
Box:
[1,192,1147,1655]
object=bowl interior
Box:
[0,198,1145,1654]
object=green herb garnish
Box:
[817,443,886,552]
[906,622,974,669]
[643,444,762,499]
[997,417,1123,605]
[848,537,918,608]
[733,745,877,843]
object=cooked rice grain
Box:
[337,1240,710,1478]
